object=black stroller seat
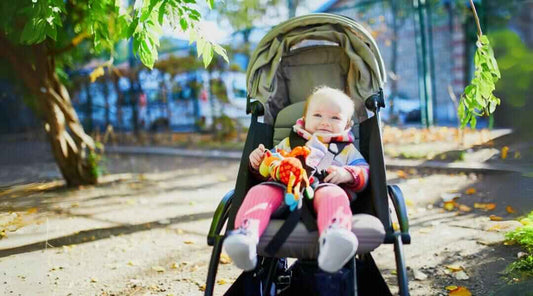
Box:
[205,13,411,296]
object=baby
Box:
[224,86,369,273]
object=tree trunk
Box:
[0,39,98,186]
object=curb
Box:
[105,146,530,174]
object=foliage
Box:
[154,54,203,76]
[209,78,228,103]
[505,211,533,278]
[457,35,501,128]
[489,30,533,109]
[0,0,228,70]
[214,0,280,34]
[213,114,237,141]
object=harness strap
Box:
[264,131,353,256]
[264,206,302,256]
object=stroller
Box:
[205,13,411,296]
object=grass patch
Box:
[505,211,533,279]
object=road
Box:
[1,153,532,295]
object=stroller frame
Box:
[205,13,411,296]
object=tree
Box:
[0,0,227,186]
[214,0,281,46]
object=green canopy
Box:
[246,13,386,122]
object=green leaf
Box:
[208,0,214,9]
[196,37,206,58]
[179,18,188,31]
[479,35,489,45]
[212,44,229,63]
[202,43,214,66]
[158,0,167,25]
[470,115,477,129]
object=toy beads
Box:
[278,158,302,184]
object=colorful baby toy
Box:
[259,146,314,211]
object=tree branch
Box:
[469,0,483,37]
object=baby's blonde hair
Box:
[303,86,355,119]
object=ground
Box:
[1,135,532,295]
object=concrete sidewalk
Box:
[105,145,531,174]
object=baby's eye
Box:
[332,116,341,120]
[312,113,322,118]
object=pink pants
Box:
[234,184,353,237]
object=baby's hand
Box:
[249,144,266,170]
[323,166,354,184]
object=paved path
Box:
[1,154,532,295]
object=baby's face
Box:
[304,96,351,135]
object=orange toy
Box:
[258,146,313,211]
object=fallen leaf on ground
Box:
[396,170,407,179]
[26,208,38,214]
[418,227,433,234]
[217,279,227,285]
[453,271,470,280]
[465,188,476,195]
[443,201,457,211]
[506,206,516,214]
[413,269,428,280]
[501,146,509,159]
[489,215,503,221]
[445,285,458,291]
[184,240,194,245]
[457,204,472,212]
[445,265,463,272]
[448,286,472,296]
[219,253,232,264]
[474,202,496,211]
[152,266,166,272]
[199,284,206,291]
[90,278,98,283]
[171,262,179,269]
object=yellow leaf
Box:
[396,170,407,179]
[127,261,136,266]
[474,202,496,211]
[448,286,472,296]
[89,66,105,83]
[26,208,38,214]
[506,206,516,214]
[445,265,463,272]
[457,204,472,212]
[90,277,98,283]
[445,285,458,291]
[199,284,206,291]
[443,201,456,211]
[489,215,503,221]
[465,188,476,195]
[184,240,194,245]
[219,253,232,264]
[152,266,166,272]
[217,279,227,285]
[170,262,178,269]
[514,151,521,159]
[501,146,509,159]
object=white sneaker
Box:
[317,227,358,273]
[223,230,258,271]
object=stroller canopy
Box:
[246,13,387,124]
